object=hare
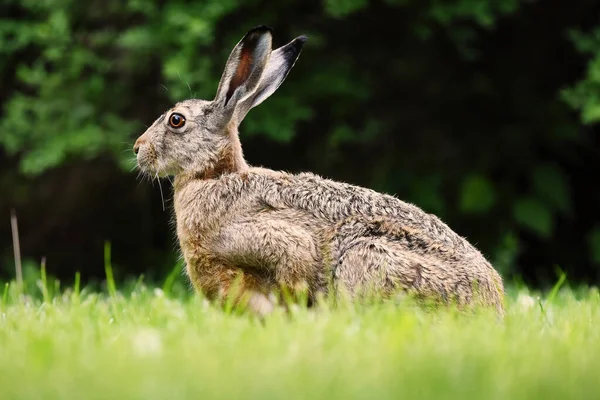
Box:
[134,26,505,316]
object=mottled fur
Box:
[134,26,505,316]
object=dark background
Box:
[1,0,599,288]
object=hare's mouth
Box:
[136,156,176,179]
[135,143,159,173]
[136,154,159,177]
[136,160,155,174]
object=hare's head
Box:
[134,26,306,178]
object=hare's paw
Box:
[247,291,275,317]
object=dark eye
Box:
[169,113,185,129]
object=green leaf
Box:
[410,175,445,215]
[118,27,154,50]
[459,174,496,214]
[531,164,572,215]
[491,231,520,276]
[563,31,600,124]
[513,197,554,238]
[324,0,369,18]
[328,124,356,148]
[582,102,600,124]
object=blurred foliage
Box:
[563,28,600,124]
[0,0,599,286]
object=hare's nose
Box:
[133,137,146,154]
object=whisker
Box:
[156,172,166,211]
[160,84,169,92]
[136,171,145,187]
[160,168,174,187]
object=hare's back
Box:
[255,171,469,249]
[256,170,498,266]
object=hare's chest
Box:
[173,195,243,266]
[175,221,220,286]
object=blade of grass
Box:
[2,282,8,305]
[10,209,23,291]
[40,257,49,304]
[547,266,567,304]
[133,274,145,294]
[104,241,117,298]
[223,274,245,315]
[53,278,61,299]
[72,271,81,303]
[162,261,183,296]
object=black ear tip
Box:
[249,25,273,35]
[296,35,309,43]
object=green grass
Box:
[0,279,599,400]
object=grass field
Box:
[0,273,599,400]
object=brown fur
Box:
[134,26,505,316]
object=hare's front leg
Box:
[212,217,325,300]
[186,255,275,316]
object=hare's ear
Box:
[214,26,273,120]
[233,35,308,122]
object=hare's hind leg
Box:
[330,235,468,305]
[330,234,417,301]
[330,218,505,312]
[329,217,471,306]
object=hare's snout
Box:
[133,135,157,172]
[133,135,148,155]
[133,137,143,155]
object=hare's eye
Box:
[169,113,186,129]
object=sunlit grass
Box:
[0,272,598,400]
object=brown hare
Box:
[134,26,505,316]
